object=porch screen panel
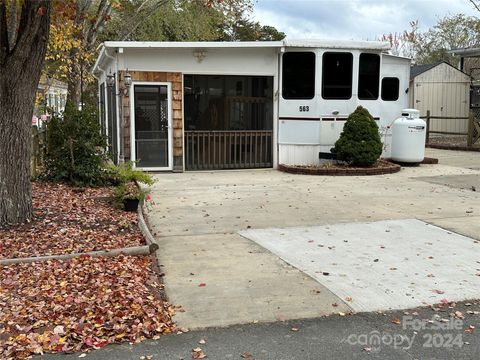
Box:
[134,85,169,168]
[184,75,273,170]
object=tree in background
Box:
[45,0,115,107]
[105,0,225,41]
[102,0,284,42]
[381,20,419,59]
[0,0,51,226]
[222,18,286,41]
[383,15,480,65]
[414,14,480,64]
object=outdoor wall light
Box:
[106,73,116,87]
[123,71,132,88]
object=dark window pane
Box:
[358,53,380,100]
[381,77,400,101]
[282,52,315,99]
[322,52,353,99]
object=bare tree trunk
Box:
[0,0,51,227]
[66,62,82,107]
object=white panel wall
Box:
[279,145,321,165]
[120,48,278,76]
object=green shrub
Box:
[113,182,149,206]
[106,161,155,187]
[333,106,383,167]
[108,162,155,209]
[43,104,108,186]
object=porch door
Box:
[133,84,171,169]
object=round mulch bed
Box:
[278,160,401,176]
[421,157,439,164]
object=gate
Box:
[468,107,480,147]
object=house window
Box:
[282,52,315,99]
[381,77,400,101]
[358,53,380,100]
[322,52,353,99]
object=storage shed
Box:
[409,62,471,134]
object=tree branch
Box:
[120,0,170,40]
[469,0,480,13]
[85,0,111,49]
[9,0,51,72]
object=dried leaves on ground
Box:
[0,182,144,259]
[0,255,176,359]
[0,182,175,359]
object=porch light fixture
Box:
[106,73,115,87]
[123,70,132,88]
[120,69,132,96]
[193,49,207,63]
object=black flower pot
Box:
[123,198,139,212]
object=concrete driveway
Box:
[145,148,480,329]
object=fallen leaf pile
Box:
[0,255,176,359]
[0,182,144,259]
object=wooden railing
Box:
[185,130,273,170]
[422,110,478,147]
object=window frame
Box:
[381,77,400,101]
[281,51,316,100]
[358,53,381,100]
[321,52,353,100]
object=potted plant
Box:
[114,182,148,212]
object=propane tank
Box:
[391,109,426,163]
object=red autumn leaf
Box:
[0,182,177,359]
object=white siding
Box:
[120,48,278,76]
[409,63,471,134]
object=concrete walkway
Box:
[145,148,480,329]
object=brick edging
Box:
[426,144,480,152]
[421,157,439,164]
[278,161,401,176]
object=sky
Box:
[252,0,479,40]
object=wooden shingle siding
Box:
[119,70,183,171]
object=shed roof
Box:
[410,61,469,80]
[410,63,441,79]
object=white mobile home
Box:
[92,40,410,171]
